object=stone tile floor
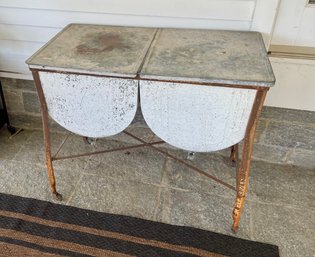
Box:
[0,126,314,257]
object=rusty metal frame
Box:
[53,140,165,161]
[232,89,268,233]
[32,69,268,233]
[33,70,61,201]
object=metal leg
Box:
[230,144,241,188]
[229,144,238,167]
[232,89,267,233]
[32,71,62,201]
[0,81,16,135]
[43,109,62,201]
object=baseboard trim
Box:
[268,45,315,60]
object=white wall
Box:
[266,58,315,111]
[0,0,279,79]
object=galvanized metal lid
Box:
[140,29,275,87]
[26,24,157,78]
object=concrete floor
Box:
[0,126,314,257]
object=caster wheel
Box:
[186,152,195,161]
[7,125,16,135]
[52,192,63,201]
[83,137,97,145]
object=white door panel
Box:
[272,0,315,47]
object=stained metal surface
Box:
[27,24,157,77]
[140,81,256,152]
[140,29,275,87]
[39,72,138,137]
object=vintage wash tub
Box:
[26,24,275,232]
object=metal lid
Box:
[26,24,157,78]
[140,29,275,87]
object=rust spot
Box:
[76,33,129,54]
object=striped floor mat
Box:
[0,193,279,256]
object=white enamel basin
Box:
[140,81,256,152]
[39,72,138,137]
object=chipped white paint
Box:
[39,72,138,137]
[140,81,257,152]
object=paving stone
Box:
[234,141,288,164]
[248,161,315,210]
[68,175,160,220]
[2,89,24,112]
[81,126,163,146]
[164,150,237,198]
[101,131,139,145]
[254,119,268,143]
[155,188,251,240]
[125,126,162,143]
[9,112,42,130]
[250,201,315,257]
[0,160,79,203]
[86,139,166,184]
[0,128,32,161]
[252,143,288,164]
[130,106,146,126]
[14,130,67,166]
[262,121,315,150]
[1,77,36,91]
[261,106,315,125]
[22,91,40,113]
[88,126,162,146]
[49,119,69,133]
[53,134,95,171]
[286,149,315,169]
[9,112,70,133]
